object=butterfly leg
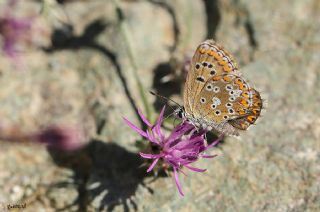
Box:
[204,133,208,146]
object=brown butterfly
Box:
[177,40,263,136]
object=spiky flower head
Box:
[124,106,221,196]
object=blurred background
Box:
[0,0,319,211]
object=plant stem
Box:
[112,0,153,121]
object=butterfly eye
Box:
[177,108,185,118]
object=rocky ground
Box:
[0,0,319,211]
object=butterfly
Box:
[177,40,263,136]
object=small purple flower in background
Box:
[0,124,87,152]
[31,125,87,151]
[124,106,221,196]
[0,0,33,58]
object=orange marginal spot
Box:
[199,48,206,54]
[234,78,243,85]
[218,60,227,66]
[240,99,249,107]
[253,94,261,101]
[239,83,248,91]
[247,115,256,123]
[208,50,215,56]
[253,101,262,107]
[213,52,220,60]
[241,91,249,98]
[223,75,232,82]
[252,108,260,115]
[207,50,213,55]
[223,65,232,72]
[239,109,246,115]
[212,76,222,81]
[240,122,248,129]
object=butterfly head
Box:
[175,107,186,119]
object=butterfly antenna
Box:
[149,91,181,130]
[149,91,182,108]
[163,111,176,122]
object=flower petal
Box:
[206,136,223,150]
[172,136,205,151]
[123,117,147,138]
[201,154,218,159]
[185,165,207,172]
[165,123,194,147]
[137,109,152,127]
[154,123,164,141]
[139,152,161,159]
[156,106,166,126]
[146,130,159,144]
[173,168,184,196]
[147,158,160,172]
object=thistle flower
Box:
[124,107,221,196]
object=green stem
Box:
[40,0,49,16]
[112,0,153,121]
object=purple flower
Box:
[0,1,33,58]
[0,124,87,152]
[124,106,221,196]
[32,125,87,151]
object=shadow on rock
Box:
[151,0,221,113]
[48,140,150,211]
[202,0,221,39]
[43,18,145,129]
[152,61,182,112]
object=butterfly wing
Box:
[183,40,264,135]
[193,74,253,124]
[183,40,240,117]
[228,88,263,130]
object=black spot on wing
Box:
[196,76,205,82]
